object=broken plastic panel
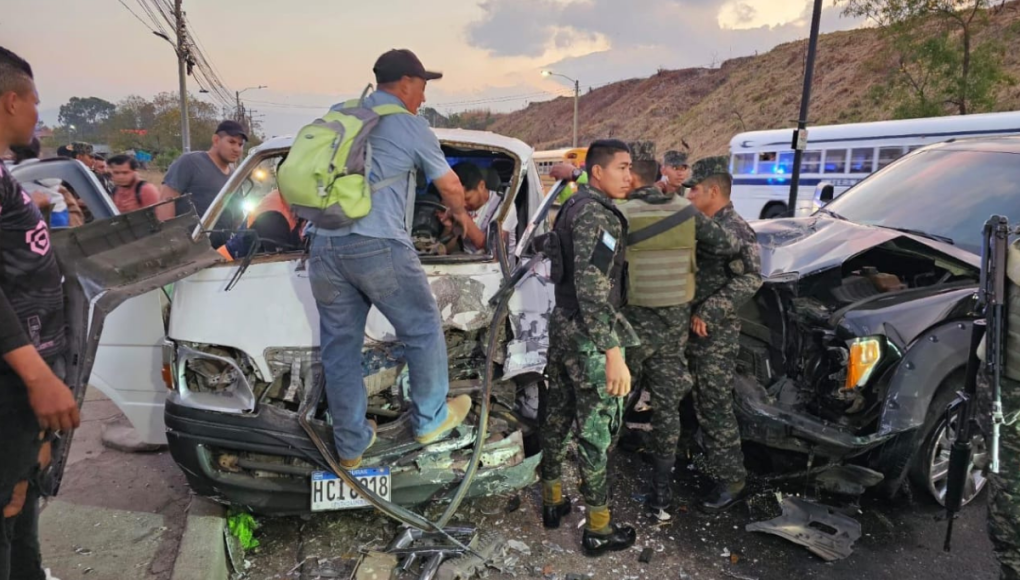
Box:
[746,496,862,561]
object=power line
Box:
[118,0,161,34]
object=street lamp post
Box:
[542,70,580,148]
[236,85,267,126]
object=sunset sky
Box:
[1,0,866,138]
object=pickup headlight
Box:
[174,344,256,413]
[845,337,883,390]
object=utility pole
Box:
[786,0,823,216]
[175,0,190,152]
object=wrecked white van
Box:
[160,130,555,514]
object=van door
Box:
[53,205,221,492]
[13,158,175,444]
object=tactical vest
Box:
[551,191,628,315]
[618,196,698,307]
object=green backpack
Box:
[278,85,411,229]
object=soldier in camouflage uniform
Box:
[68,141,113,193]
[658,150,691,197]
[538,139,639,557]
[683,158,762,513]
[991,375,1020,579]
[619,142,739,520]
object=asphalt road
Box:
[241,450,999,580]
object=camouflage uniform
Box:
[69,142,113,193]
[622,190,739,457]
[990,377,1020,578]
[687,160,762,485]
[540,184,637,508]
[662,150,689,196]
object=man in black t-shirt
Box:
[0,46,81,580]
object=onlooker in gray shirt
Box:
[161,120,247,218]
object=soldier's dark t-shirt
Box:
[162,151,231,217]
[0,161,66,405]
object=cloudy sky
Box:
[1,0,865,139]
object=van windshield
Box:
[824,149,1020,254]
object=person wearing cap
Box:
[92,153,110,180]
[160,119,247,218]
[683,157,761,513]
[69,141,113,194]
[306,48,473,470]
[658,150,691,196]
[617,143,738,521]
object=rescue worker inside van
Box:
[216,188,304,260]
[436,162,491,253]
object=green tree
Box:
[58,96,116,141]
[840,0,1013,116]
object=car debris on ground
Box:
[746,496,863,561]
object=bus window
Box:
[732,153,755,174]
[802,150,822,173]
[758,152,778,174]
[850,148,875,173]
[877,146,906,169]
[777,151,795,174]
[823,149,848,173]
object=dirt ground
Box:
[234,450,997,580]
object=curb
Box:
[171,497,230,580]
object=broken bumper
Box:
[164,397,540,515]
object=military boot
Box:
[581,505,636,557]
[699,481,748,514]
[542,497,572,529]
[648,455,674,521]
[541,478,572,529]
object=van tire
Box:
[761,203,788,219]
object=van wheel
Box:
[908,373,990,507]
[761,203,788,219]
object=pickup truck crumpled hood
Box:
[751,215,979,280]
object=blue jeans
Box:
[308,234,450,460]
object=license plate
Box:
[310,467,391,511]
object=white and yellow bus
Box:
[534,147,587,193]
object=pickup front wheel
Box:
[908,375,990,507]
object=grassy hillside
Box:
[462,3,1020,158]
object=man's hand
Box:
[691,315,708,338]
[436,209,454,230]
[31,191,51,209]
[654,180,668,192]
[2,480,28,518]
[25,374,80,432]
[549,163,578,181]
[605,347,631,398]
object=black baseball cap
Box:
[373,49,443,84]
[216,120,248,141]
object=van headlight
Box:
[174,344,256,413]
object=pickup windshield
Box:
[823,149,1020,255]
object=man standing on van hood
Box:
[307,49,473,469]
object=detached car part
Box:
[746,496,862,561]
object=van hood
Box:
[752,215,979,280]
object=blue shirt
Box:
[312,90,452,247]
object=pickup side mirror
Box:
[815,181,835,204]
